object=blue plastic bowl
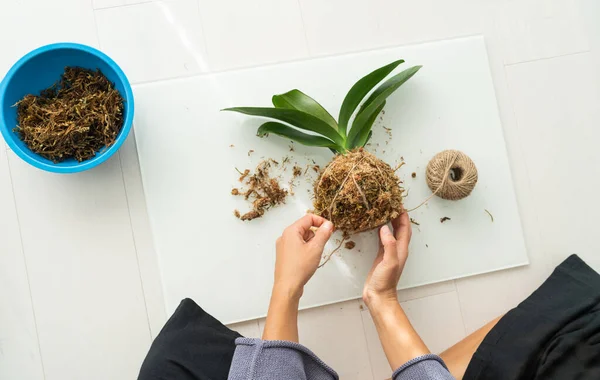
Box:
[0,43,134,173]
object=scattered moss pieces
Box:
[232,160,288,221]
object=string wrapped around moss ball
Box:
[313,149,404,234]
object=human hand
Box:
[273,214,334,301]
[362,212,412,310]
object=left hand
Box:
[273,214,334,300]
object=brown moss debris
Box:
[344,241,356,250]
[232,160,287,221]
[314,149,403,234]
[15,67,124,163]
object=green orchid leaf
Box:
[223,107,344,146]
[356,65,422,118]
[337,59,404,136]
[348,66,422,148]
[257,122,344,153]
[272,90,338,131]
[353,102,385,148]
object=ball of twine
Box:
[426,150,478,200]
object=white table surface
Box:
[1,0,599,379]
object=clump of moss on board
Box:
[224,60,421,233]
[232,160,288,221]
[15,67,124,163]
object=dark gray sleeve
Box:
[227,337,452,380]
[392,354,454,380]
[227,338,339,380]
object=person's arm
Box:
[262,214,333,342]
[370,300,430,369]
[228,214,339,380]
[262,288,301,342]
[440,316,501,379]
[363,213,453,379]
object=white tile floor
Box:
[1,1,599,379]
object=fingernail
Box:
[381,225,392,235]
[323,221,333,231]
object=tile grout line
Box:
[196,0,213,72]
[93,0,153,12]
[254,319,261,338]
[398,287,457,305]
[504,49,591,67]
[356,299,378,380]
[501,60,549,274]
[452,281,468,337]
[91,2,103,49]
[295,0,312,56]
[5,153,47,380]
[117,151,154,342]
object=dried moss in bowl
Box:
[15,67,124,163]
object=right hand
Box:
[362,212,412,309]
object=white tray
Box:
[133,36,528,324]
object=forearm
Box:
[370,300,430,370]
[262,287,301,342]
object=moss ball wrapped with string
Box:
[314,149,403,233]
[224,60,421,233]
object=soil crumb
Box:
[383,126,392,139]
[440,216,451,223]
[238,169,250,182]
[15,67,124,163]
[344,241,356,250]
[233,209,241,218]
[293,165,303,177]
[232,160,288,221]
[411,172,416,178]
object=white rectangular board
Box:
[133,36,528,324]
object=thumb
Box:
[379,225,398,262]
[310,221,334,251]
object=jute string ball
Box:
[426,150,478,200]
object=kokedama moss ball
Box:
[313,149,404,233]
